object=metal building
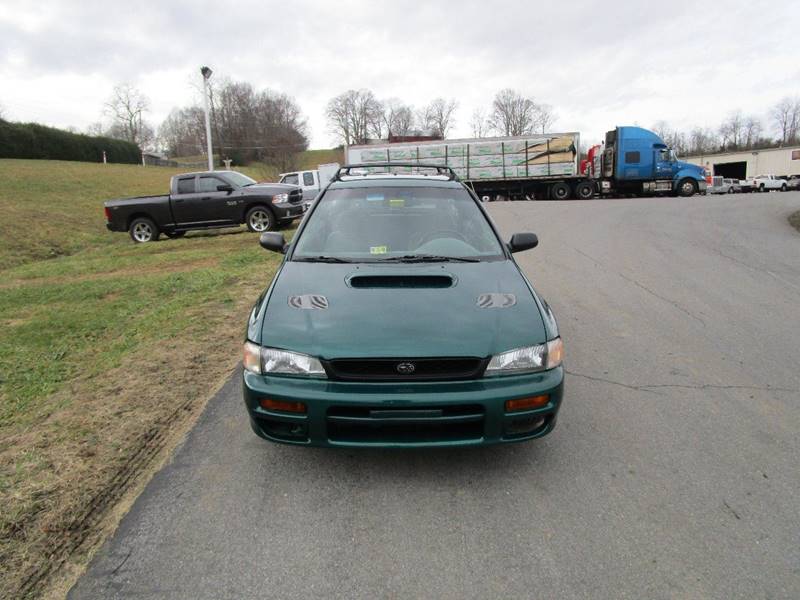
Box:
[683,146,800,179]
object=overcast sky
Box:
[1,0,798,150]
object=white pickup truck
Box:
[742,174,788,192]
[278,163,340,203]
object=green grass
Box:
[295,148,344,170]
[0,158,291,597]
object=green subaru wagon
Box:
[243,165,564,447]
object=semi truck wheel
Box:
[129,217,160,243]
[575,181,594,200]
[246,206,275,232]
[677,179,697,197]
[550,182,571,200]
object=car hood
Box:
[258,260,547,359]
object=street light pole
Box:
[201,66,214,171]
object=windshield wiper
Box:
[376,254,481,263]
[294,255,355,263]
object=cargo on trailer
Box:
[345,126,708,200]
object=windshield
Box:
[292,186,504,262]
[223,171,257,187]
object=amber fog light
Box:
[505,395,549,412]
[260,398,307,413]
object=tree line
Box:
[652,96,800,157]
[16,77,793,165]
[325,88,556,145]
[85,79,309,170]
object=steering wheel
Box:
[414,230,469,247]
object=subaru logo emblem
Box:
[396,362,416,374]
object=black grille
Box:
[323,357,487,381]
[327,404,484,443]
[289,189,303,204]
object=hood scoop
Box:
[348,274,455,289]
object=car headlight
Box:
[485,338,563,375]
[243,342,326,377]
[271,193,289,204]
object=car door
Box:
[653,148,673,179]
[301,171,318,201]
[195,174,240,224]
[170,175,202,225]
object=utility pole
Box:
[201,66,214,171]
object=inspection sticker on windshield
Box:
[389,198,405,207]
[370,245,388,254]
[367,193,384,202]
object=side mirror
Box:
[217,184,234,193]
[508,232,538,253]
[259,232,287,254]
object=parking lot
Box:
[70,193,800,599]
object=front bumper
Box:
[242,366,564,447]
[273,202,306,222]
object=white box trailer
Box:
[345,133,589,200]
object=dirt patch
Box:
[1,296,251,599]
[789,209,800,233]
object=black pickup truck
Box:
[104,170,305,242]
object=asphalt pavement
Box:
[69,192,800,599]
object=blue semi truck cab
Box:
[600,126,707,197]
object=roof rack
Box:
[333,163,459,181]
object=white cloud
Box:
[1,0,798,149]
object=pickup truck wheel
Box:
[246,206,275,232]
[129,217,159,243]
[677,178,697,197]
[575,181,594,200]
[781,184,787,192]
[759,184,765,193]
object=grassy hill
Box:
[0,159,288,598]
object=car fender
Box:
[674,167,703,183]
[515,264,559,340]
[247,261,287,344]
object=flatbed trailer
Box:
[346,126,707,199]
[346,133,594,201]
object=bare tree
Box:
[157,106,206,157]
[326,89,383,145]
[203,79,307,168]
[419,98,457,138]
[534,103,556,133]
[381,99,415,137]
[489,89,538,136]
[104,83,152,147]
[85,122,105,136]
[688,127,719,154]
[742,116,762,149]
[651,120,671,141]
[770,96,800,144]
[470,107,489,138]
[718,110,745,150]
